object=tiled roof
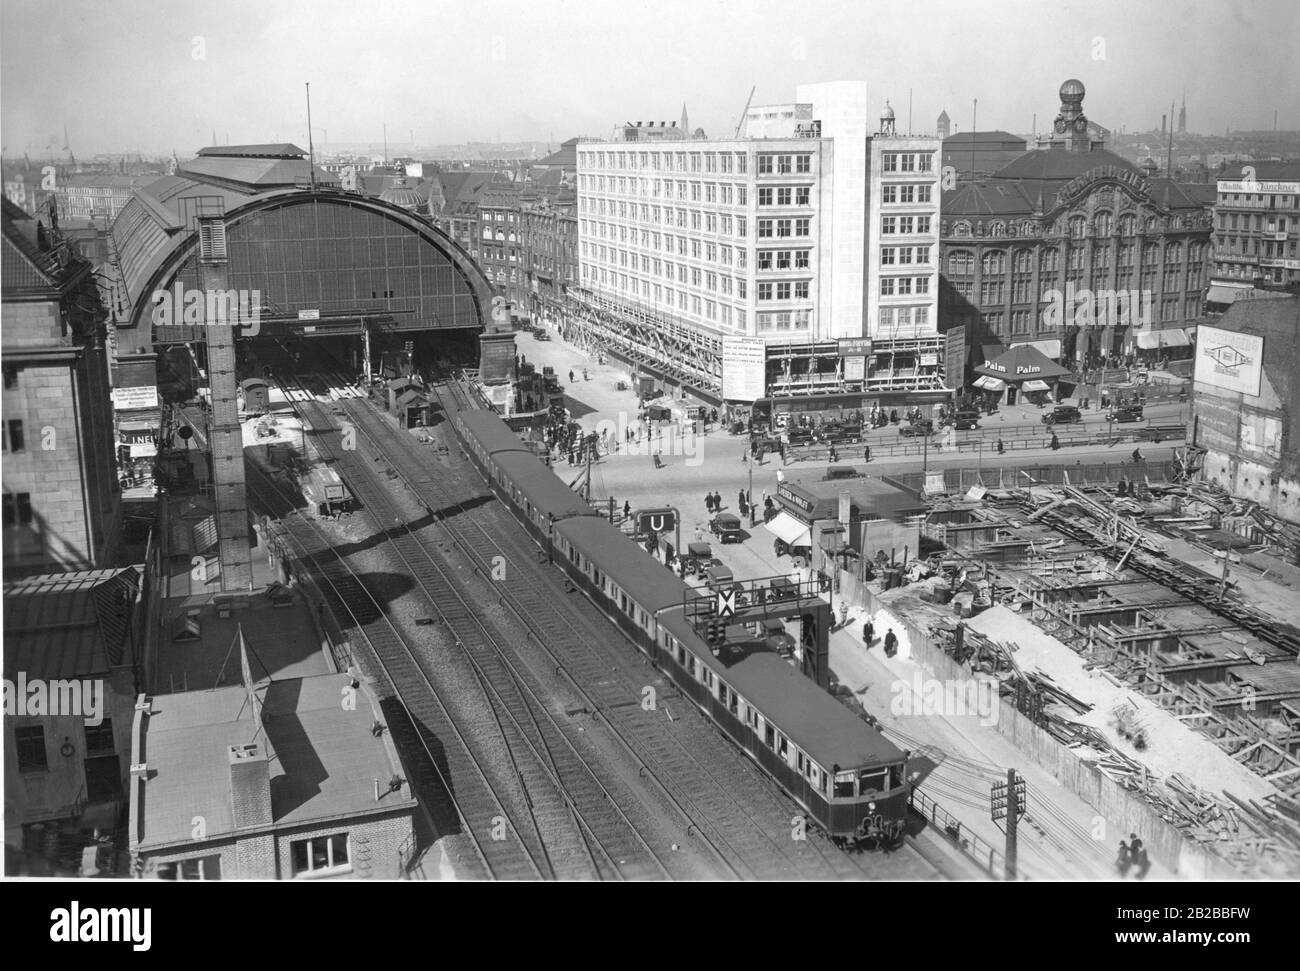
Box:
[3,568,140,679]
[942,180,1035,216]
[993,148,1139,182]
[196,144,307,159]
[1221,160,1300,181]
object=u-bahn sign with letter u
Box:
[638,508,676,534]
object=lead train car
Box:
[454,407,908,845]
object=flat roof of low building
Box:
[134,672,416,850]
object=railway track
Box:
[311,371,942,880]
[279,372,675,881]
[242,460,544,881]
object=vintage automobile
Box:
[710,513,744,544]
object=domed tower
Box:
[880,100,896,136]
[1051,79,1092,152]
[379,176,423,213]
[937,108,951,139]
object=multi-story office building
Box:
[573,82,944,409]
[1207,161,1300,309]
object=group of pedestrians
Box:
[704,491,723,514]
[861,621,899,658]
[1117,834,1151,879]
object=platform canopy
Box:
[974,343,1071,383]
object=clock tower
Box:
[1049,79,1096,153]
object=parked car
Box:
[1109,404,1144,423]
[953,409,981,430]
[534,329,551,341]
[710,513,743,544]
[1042,405,1083,426]
[899,419,935,438]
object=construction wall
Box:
[839,569,1243,881]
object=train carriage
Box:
[300,466,351,517]
[454,404,909,846]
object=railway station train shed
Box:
[103,144,495,386]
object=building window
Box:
[3,419,23,453]
[882,217,896,235]
[758,155,773,175]
[158,856,222,880]
[880,278,895,296]
[794,280,809,299]
[758,282,774,301]
[84,719,115,756]
[2,492,33,527]
[16,726,46,772]
[291,834,351,877]
[2,365,17,389]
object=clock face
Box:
[1055,119,1067,134]
[1074,117,1088,132]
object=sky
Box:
[2,0,1297,158]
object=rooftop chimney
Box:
[229,742,272,828]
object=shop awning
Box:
[973,375,1006,391]
[1022,379,1050,392]
[974,344,1071,382]
[1010,339,1062,359]
[765,511,812,548]
[1137,328,1192,349]
[1205,285,1245,305]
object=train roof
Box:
[495,451,603,521]
[455,409,533,456]
[554,515,702,613]
[658,611,903,771]
[303,466,345,487]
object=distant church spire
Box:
[680,103,690,133]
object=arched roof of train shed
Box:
[108,183,493,348]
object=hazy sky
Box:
[2,0,1296,157]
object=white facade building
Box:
[573,82,944,404]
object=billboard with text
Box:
[1194,325,1264,398]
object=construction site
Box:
[861,460,1300,879]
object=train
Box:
[452,408,910,847]
[300,466,352,517]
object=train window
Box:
[728,691,738,716]
[796,752,805,773]
[858,769,888,794]
[833,773,856,798]
[777,735,789,759]
[686,656,696,679]
[764,723,776,749]
[890,764,904,789]
[677,644,686,665]
[703,670,713,690]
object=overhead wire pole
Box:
[305,82,316,191]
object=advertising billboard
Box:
[721,336,766,402]
[1193,325,1264,398]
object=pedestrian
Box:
[1050,432,1060,451]
[569,369,575,384]
[705,493,714,514]
[1132,447,1143,463]
[1135,846,1151,880]
[583,368,589,381]
[863,619,875,647]
[776,468,785,484]
[997,437,1005,455]
[738,489,746,511]
[884,629,898,657]
[623,500,631,520]
[741,448,748,463]
[1116,840,1132,878]
[1129,834,1143,857]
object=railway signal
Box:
[716,587,737,619]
